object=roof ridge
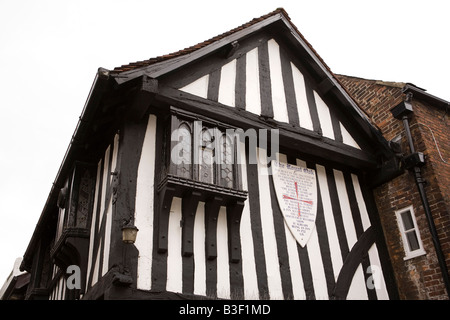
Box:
[111,8,288,74]
[336,74,406,88]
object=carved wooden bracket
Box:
[181,191,202,257]
[205,196,222,260]
[227,200,245,263]
[157,186,176,253]
[156,175,247,262]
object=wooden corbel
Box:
[181,191,202,257]
[204,196,223,260]
[226,200,245,263]
[157,185,176,253]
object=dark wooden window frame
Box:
[156,107,247,262]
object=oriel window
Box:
[166,111,240,190]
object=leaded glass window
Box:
[199,128,214,184]
[176,122,192,179]
[220,134,234,188]
[167,113,241,191]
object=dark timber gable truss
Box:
[109,8,397,176]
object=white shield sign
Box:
[271,160,317,247]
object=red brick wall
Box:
[337,75,450,300]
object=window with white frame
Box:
[395,206,426,260]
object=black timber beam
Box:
[123,78,379,170]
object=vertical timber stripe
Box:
[97,145,110,283]
[102,135,117,275]
[86,158,102,289]
[307,161,335,298]
[297,158,328,300]
[329,108,343,143]
[239,141,259,299]
[279,47,300,126]
[235,54,246,109]
[326,167,349,261]
[344,172,364,237]
[277,154,306,300]
[182,217,195,294]
[86,135,117,288]
[204,206,218,298]
[351,174,371,231]
[151,116,168,292]
[304,80,321,134]
[268,157,294,299]
[314,91,335,140]
[316,164,343,280]
[99,145,111,278]
[334,170,357,249]
[207,68,221,102]
[257,148,284,299]
[246,147,269,299]
[258,41,274,119]
[228,210,244,300]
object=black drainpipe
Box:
[391,93,450,298]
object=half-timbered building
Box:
[19,8,403,300]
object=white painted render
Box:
[315,164,343,281]
[268,39,290,123]
[193,202,207,296]
[179,39,363,149]
[341,123,361,149]
[291,62,314,131]
[166,197,183,294]
[218,59,236,107]
[239,140,259,300]
[245,47,262,115]
[216,206,231,299]
[257,148,284,299]
[80,132,391,300]
[314,90,335,140]
[135,115,157,291]
[180,74,209,99]
[277,153,306,300]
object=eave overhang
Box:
[403,84,450,111]
[21,68,111,272]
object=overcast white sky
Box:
[0,0,448,287]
